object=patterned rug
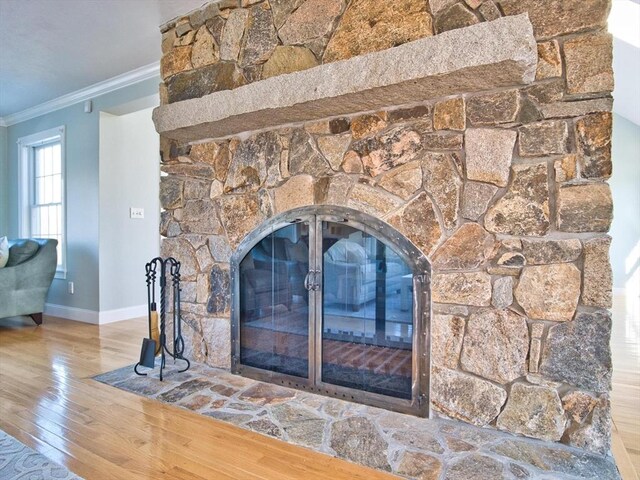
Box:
[0,430,82,480]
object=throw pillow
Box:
[0,236,8,268]
[6,239,40,267]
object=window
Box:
[18,126,66,278]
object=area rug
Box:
[94,361,621,480]
[0,430,83,480]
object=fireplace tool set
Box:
[135,256,190,380]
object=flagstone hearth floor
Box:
[94,362,621,480]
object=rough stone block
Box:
[466,90,520,125]
[461,309,529,384]
[377,162,423,200]
[279,0,344,52]
[431,272,492,306]
[582,236,613,308]
[465,128,516,187]
[220,9,248,61]
[540,311,612,392]
[351,113,388,139]
[262,46,318,79]
[497,383,566,441]
[492,276,513,309]
[329,417,391,471]
[431,366,507,426]
[431,314,465,369]
[554,154,577,182]
[273,175,315,213]
[461,181,498,221]
[518,121,569,157]
[324,0,432,62]
[484,162,550,236]
[422,153,461,231]
[498,0,610,39]
[397,452,442,480]
[557,183,613,233]
[563,391,598,424]
[576,112,612,179]
[191,26,219,68]
[238,3,279,68]
[433,97,466,131]
[568,397,612,455]
[515,264,581,322]
[316,133,351,171]
[536,40,562,79]
[387,193,442,256]
[216,193,266,248]
[160,46,193,80]
[432,223,495,270]
[166,63,246,103]
[564,33,614,95]
[435,3,479,34]
[521,238,581,265]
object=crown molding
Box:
[0,62,160,127]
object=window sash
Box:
[18,126,66,278]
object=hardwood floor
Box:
[611,294,640,479]
[0,302,637,480]
[0,315,394,480]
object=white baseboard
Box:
[98,304,147,324]
[44,304,100,324]
[44,303,146,325]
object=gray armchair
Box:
[0,239,58,325]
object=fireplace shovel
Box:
[138,302,160,368]
[138,338,157,369]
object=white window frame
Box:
[17,126,67,279]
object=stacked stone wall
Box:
[157,0,614,453]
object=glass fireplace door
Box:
[234,208,428,416]
[318,220,413,400]
[238,221,311,379]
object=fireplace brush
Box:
[135,256,190,380]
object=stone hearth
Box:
[95,362,620,480]
[154,0,616,473]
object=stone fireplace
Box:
[155,0,615,467]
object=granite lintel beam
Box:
[153,14,537,143]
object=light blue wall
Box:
[4,78,160,311]
[0,126,7,235]
[610,113,640,292]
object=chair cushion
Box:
[325,239,367,264]
[0,237,8,268]
[6,239,40,267]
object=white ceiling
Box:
[0,0,637,125]
[0,0,207,118]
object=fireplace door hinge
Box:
[417,393,428,407]
[416,274,428,284]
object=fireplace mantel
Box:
[153,14,537,143]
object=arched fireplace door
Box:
[230,206,431,417]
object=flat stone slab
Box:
[95,361,620,480]
[154,14,537,142]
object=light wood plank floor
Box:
[612,294,640,479]
[0,303,637,480]
[0,315,394,480]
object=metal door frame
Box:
[230,206,431,417]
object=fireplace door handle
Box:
[311,270,321,291]
[304,270,321,291]
[304,271,313,291]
